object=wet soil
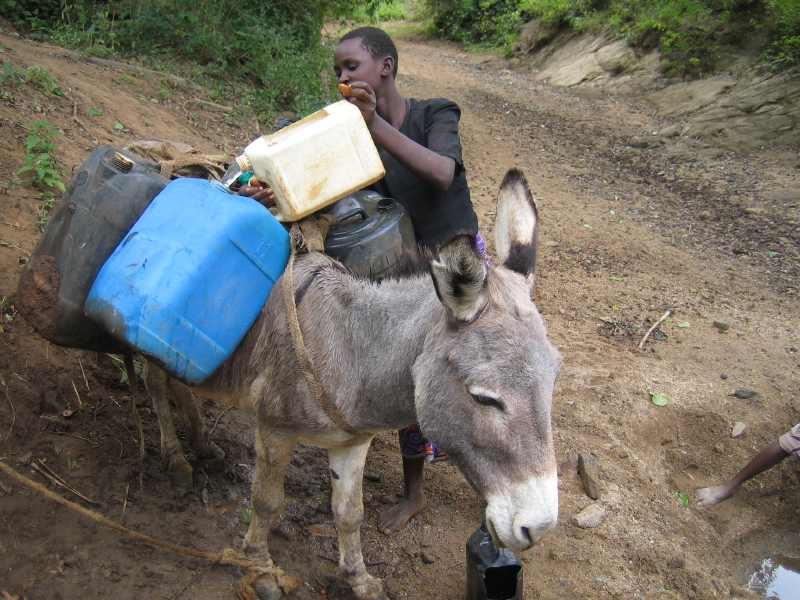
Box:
[1,25,799,600]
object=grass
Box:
[1,61,65,95]
[16,120,64,232]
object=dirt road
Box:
[1,29,799,600]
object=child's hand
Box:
[344,81,377,128]
[239,181,276,207]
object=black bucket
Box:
[466,524,523,600]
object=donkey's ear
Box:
[495,168,539,279]
[431,236,488,323]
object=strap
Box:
[283,223,357,434]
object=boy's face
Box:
[334,38,391,92]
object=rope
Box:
[0,461,302,598]
[283,222,357,434]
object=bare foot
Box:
[378,494,426,533]
[696,482,737,508]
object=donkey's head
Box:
[412,169,560,552]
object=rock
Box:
[712,321,730,333]
[731,422,747,438]
[733,388,758,400]
[595,40,638,74]
[659,124,682,138]
[515,19,560,54]
[578,453,602,500]
[364,471,383,483]
[420,551,435,565]
[573,503,607,529]
[720,373,728,380]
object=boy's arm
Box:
[370,117,456,191]
[347,83,456,191]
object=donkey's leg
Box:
[243,426,296,561]
[144,364,193,490]
[329,439,386,600]
[167,377,225,461]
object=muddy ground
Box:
[1,24,799,600]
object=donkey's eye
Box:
[471,394,505,412]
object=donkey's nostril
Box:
[521,526,533,545]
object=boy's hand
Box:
[239,182,276,207]
[344,81,377,128]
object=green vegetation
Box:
[0,0,389,123]
[0,61,63,95]
[16,120,64,231]
[423,0,800,75]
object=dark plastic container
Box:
[17,146,168,352]
[323,190,417,279]
[466,524,524,600]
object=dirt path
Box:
[1,30,799,600]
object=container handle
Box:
[335,207,368,224]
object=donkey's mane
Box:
[344,245,433,283]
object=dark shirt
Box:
[370,98,479,250]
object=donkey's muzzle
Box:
[486,473,559,551]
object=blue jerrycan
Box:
[85,178,290,384]
[466,523,524,600]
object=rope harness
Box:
[282,216,357,435]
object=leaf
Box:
[113,121,125,130]
[675,491,689,508]
[88,106,103,117]
[650,392,670,407]
[609,276,625,282]
[767,250,779,258]
[675,322,690,328]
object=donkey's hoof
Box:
[350,574,386,600]
[253,575,282,600]
[165,453,194,491]
[241,538,273,564]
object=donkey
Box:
[148,168,561,599]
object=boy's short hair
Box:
[340,27,398,77]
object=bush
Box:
[421,0,797,76]
[0,0,372,121]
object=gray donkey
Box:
[147,168,561,599]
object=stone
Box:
[731,422,747,438]
[364,471,383,483]
[733,388,758,400]
[595,40,638,74]
[720,373,728,380]
[420,551,435,565]
[573,503,607,529]
[712,321,730,333]
[578,453,602,500]
[515,19,559,54]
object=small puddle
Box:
[748,555,800,599]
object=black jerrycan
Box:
[17,146,168,352]
[324,190,417,280]
[466,523,524,600]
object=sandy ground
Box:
[1,26,799,600]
